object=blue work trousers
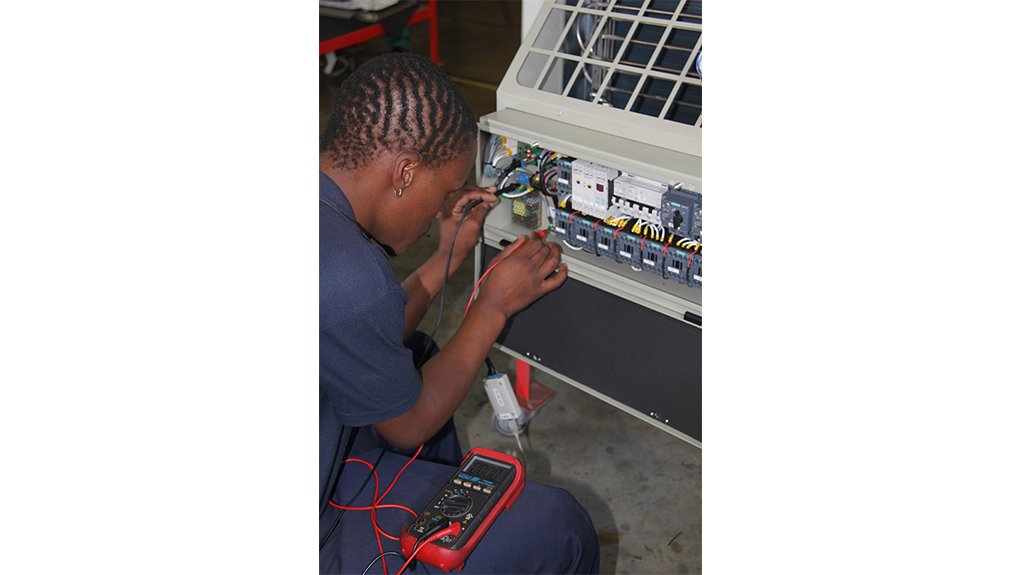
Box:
[320,334,599,574]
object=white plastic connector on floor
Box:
[484,373,522,422]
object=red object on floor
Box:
[514,359,555,413]
[319,0,440,64]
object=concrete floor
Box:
[320,3,701,572]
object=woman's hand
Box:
[473,234,568,321]
[436,185,499,271]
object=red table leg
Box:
[319,1,441,64]
[514,358,556,413]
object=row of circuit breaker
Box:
[553,207,702,288]
[554,157,703,243]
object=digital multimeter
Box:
[400,448,525,572]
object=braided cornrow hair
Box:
[321,53,477,170]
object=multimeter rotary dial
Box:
[439,493,472,518]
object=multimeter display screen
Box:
[461,456,512,488]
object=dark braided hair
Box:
[321,53,477,170]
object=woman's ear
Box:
[392,149,422,192]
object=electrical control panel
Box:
[483,138,702,290]
[473,0,701,445]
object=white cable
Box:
[487,134,506,168]
[502,187,532,199]
[561,238,585,251]
[498,170,515,190]
[508,419,526,466]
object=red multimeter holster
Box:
[399,448,525,572]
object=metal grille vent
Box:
[516,0,702,127]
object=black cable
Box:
[496,183,521,196]
[428,198,483,343]
[360,552,405,575]
[536,153,559,198]
[320,448,387,552]
[498,158,519,180]
[426,197,499,412]
[321,426,359,521]
[407,519,455,572]
[494,158,520,194]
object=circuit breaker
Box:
[475,0,702,445]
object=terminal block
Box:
[568,213,600,253]
[640,237,666,277]
[594,221,618,258]
[614,229,642,266]
[664,245,690,285]
[553,207,588,251]
[689,253,702,288]
[556,157,573,205]
[553,207,572,243]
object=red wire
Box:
[371,444,424,541]
[393,524,463,575]
[327,445,424,575]
[378,445,423,503]
[611,226,630,262]
[328,500,417,539]
[365,459,386,573]
[464,260,500,316]
[393,538,434,575]
[464,231,551,316]
[327,501,418,516]
[325,458,391,563]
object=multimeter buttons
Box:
[440,493,472,518]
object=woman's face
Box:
[386,146,475,254]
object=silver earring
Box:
[394,187,405,198]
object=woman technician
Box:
[319,53,599,574]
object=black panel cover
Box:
[483,245,701,440]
